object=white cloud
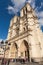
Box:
[38,18,43,26]
[34,2,43,26]
[26,0,32,3]
[38,11,43,18]
[41,2,43,6]
[7,6,14,10]
[38,12,43,26]
[11,0,26,6]
[36,11,43,26]
[7,5,19,14]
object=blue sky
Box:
[0,0,43,40]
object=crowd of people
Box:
[1,58,30,65]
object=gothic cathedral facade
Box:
[6,3,43,62]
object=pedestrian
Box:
[8,59,10,65]
[1,58,4,65]
[4,59,7,65]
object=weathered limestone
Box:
[6,3,43,62]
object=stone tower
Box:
[6,3,43,62]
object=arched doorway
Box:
[19,40,30,61]
[10,42,18,59]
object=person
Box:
[1,58,4,65]
[8,59,10,65]
[4,59,7,65]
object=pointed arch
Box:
[10,42,18,58]
[19,40,30,61]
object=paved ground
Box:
[0,61,43,65]
[9,62,43,65]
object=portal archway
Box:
[10,42,18,59]
[19,40,30,61]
